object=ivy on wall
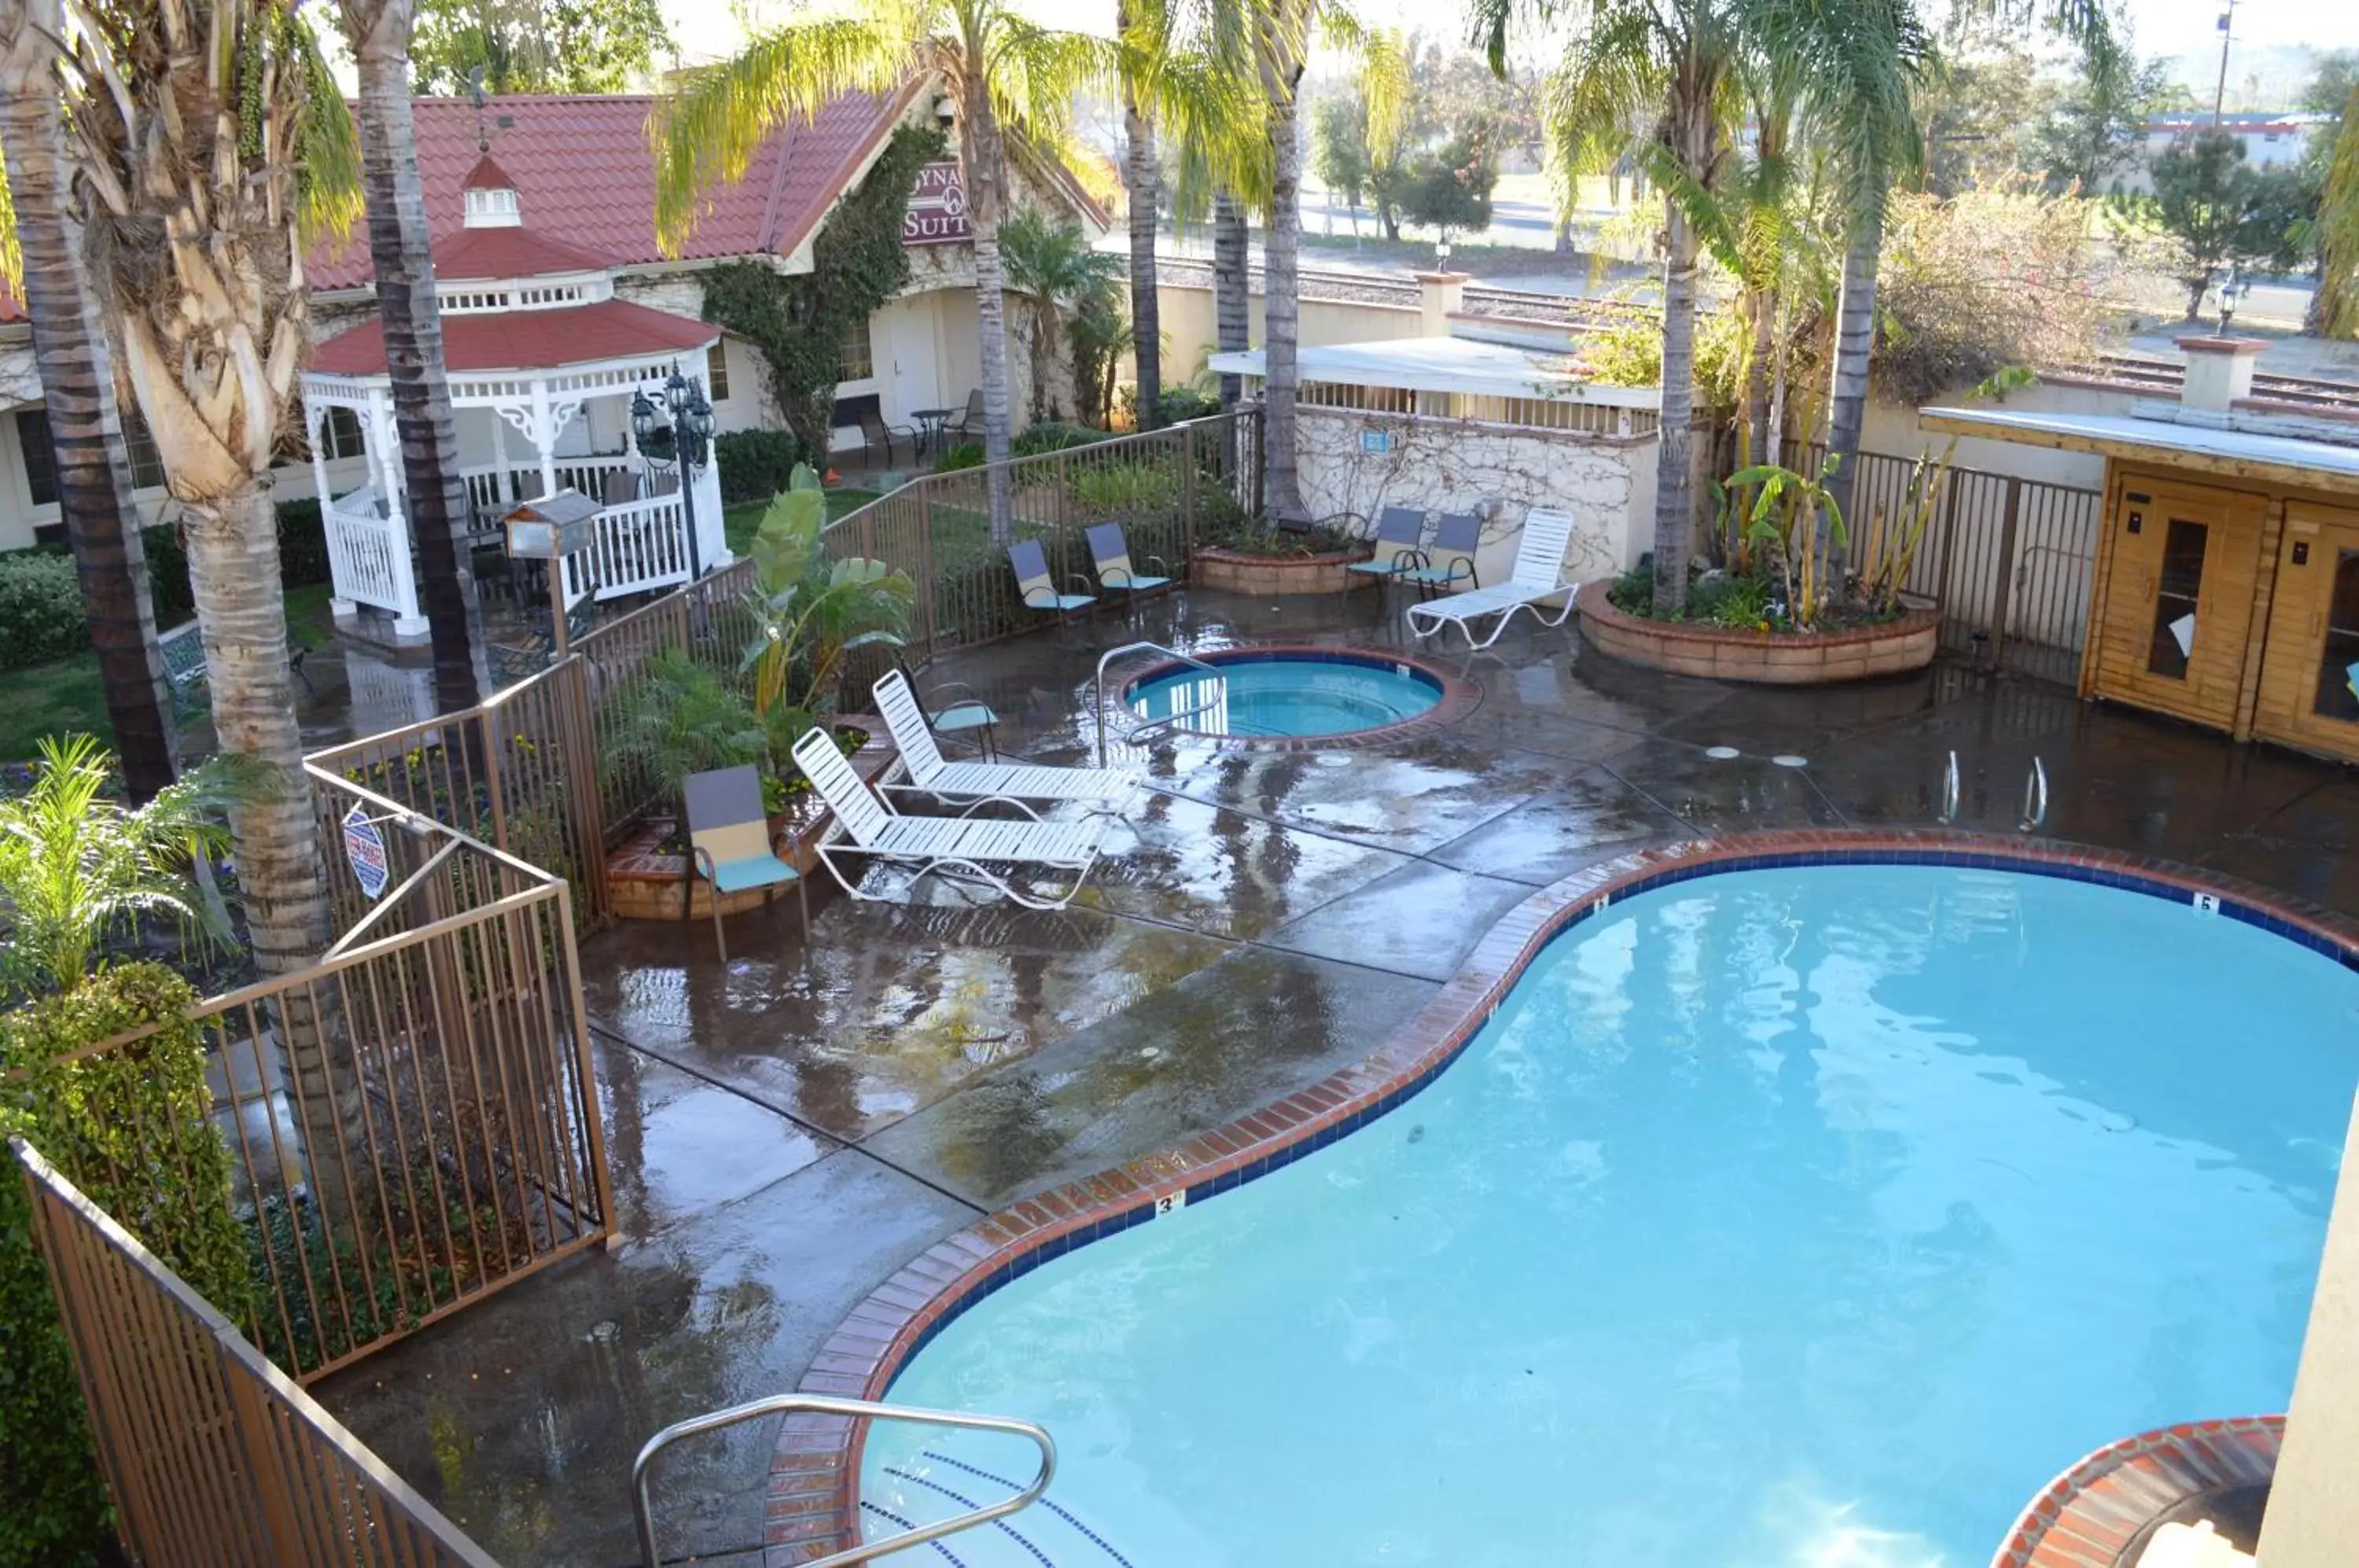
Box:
[701,124,948,457]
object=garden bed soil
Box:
[1192,545,1376,597]
[1576,581,1941,685]
[606,717,899,923]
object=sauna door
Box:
[2092,480,2260,731]
[2254,504,2359,760]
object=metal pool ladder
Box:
[1093,640,1226,766]
[632,1393,1057,1568]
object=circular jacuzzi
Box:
[1122,646,1453,743]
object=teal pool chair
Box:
[1085,522,1174,602]
[1010,539,1095,628]
[1345,507,1427,593]
[683,764,807,959]
[1399,512,1484,600]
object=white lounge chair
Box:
[1404,507,1581,650]
[791,725,1110,910]
[874,670,1141,812]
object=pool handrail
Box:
[1094,640,1227,765]
[632,1392,1057,1568]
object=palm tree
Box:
[340,0,483,715]
[0,0,176,801]
[1000,208,1124,423]
[56,0,359,980]
[1213,192,1251,410]
[2320,84,2359,339]
[1121,0,1164,425]
[653,0,1115,547]
[1526,0,1754,615]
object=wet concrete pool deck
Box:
[318,587,2359,1567]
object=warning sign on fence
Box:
[342,804,390,901]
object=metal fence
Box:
[15,1141,505,1566]
[1783,440,2103,686]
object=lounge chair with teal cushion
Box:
[1085,522,1173,600]
[1345,507,1427,591]
[1010,539,1095,625]
[683,764,807,959]
[1399,512,1484,599]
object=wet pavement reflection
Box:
[318,585,2359,1568]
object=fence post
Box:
[1931,466,1966,614]
[1251,410,1265,520]
[558,654,610,918]
[1987,477,2025,673]
[917,485,939,659]
[478,705,509,857]
[1182,421,1198,572]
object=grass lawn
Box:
[0,582,344,764]
[723,487,883,554]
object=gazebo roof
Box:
[310,296,716,379]
[435,224,612,280]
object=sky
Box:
[662,0,2359,77]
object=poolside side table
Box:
[911,407,955,457]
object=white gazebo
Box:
[301,154,729,639]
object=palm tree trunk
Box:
[1121,9,1162,428]
[1259,20,1308,525]
[1213,192,1250,411]
[0,5,175,800]
[1822,203,1884,568]
[1654,188,1701,617]
[351,0,481,714]
[1745,286,1776,470]
[960,77,1017,544]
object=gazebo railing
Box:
[322,487,421,627]
[589,491,696,598]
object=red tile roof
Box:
[434,224,613,280]
[307,86,918,292]
[460,153,516,192]
[310,296,716,377]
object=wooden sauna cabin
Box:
[1923,339,2359,764]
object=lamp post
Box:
[631,368,718,586]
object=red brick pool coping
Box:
[1116,641,1481,752]
[766,830,2359,1566]
[1991,1414,2284,1568]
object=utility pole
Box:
[2212,0,2236,126]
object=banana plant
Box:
[1725,457,1848,634]
[738,464,916,753]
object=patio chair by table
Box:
[1084,522,1173,608]
[791,725,1110,911]
[683,764,808,959]
[941,388,984,444]
[1010,539,1095,628]
[1404,507,1581,650]
[1398,512,1483,601]
[875,670,1139,811]
[1345,508,1427,594]
[859,407,917,466]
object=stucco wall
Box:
[1155,282,1426,388]
[1295,405,1653,585]
[1867,379,2122,491]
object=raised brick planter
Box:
[1576,580,1940,684]
[1192,545,1375,597]
[606,720,896,924]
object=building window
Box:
[706,343,731,402]
[841,318,875,382]
[17,410,56,507]
[318,407,366,462]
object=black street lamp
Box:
[631,368,719,583]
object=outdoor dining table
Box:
[911,407,955,456]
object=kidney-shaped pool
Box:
[862,863,2359,1566]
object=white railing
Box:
[462,455,642,526]
[587,491,694,599]
[323,486,420,624]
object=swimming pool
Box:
[859,863,2359,1566]
[1124,648,1445,741]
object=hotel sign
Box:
[903,161,971,245]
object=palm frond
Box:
[290,10,363,245]
[650,16,907,256]
[0,149,18,299]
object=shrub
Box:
[1011,421,1104,458]
[714,428,803,506]
[933,441,984,473]
[1154,387,1220,425]
[0,549,86,670]
[0,963,249,1568]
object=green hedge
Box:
[714,429,803,506]
[0,963,249,1568]
[0,550,88,671]
[142,495,330,627]
[1010,421,1107,458]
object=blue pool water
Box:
[864,866,2359,1566]
[1125,650,1441,739]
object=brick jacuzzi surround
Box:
[767,830,2359,1566]
[1117,641,1482,752]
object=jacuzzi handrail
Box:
[1094,640,1226,765]
[631,1393,1057,1568]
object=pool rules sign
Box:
[342,805,390,901]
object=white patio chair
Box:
[790,726,1110,911]
[874,671,1141,812]
[1404,507,1581,650]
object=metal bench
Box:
[158,617,309,719]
